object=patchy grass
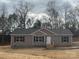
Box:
[0,46,79,59]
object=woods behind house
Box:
[0,0,79,44]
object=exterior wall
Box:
[53,35,72,47]
[11,34,47,48]
[11,35,33,48]
[32,30,47,47]
[11,28,55,48]
[11,28,73,48]
[25,35,33,47]
[11,35,25,48]
[33,35,47,47]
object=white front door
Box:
[46,36,51,45]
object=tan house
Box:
[11,28,73,48]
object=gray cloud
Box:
[0,0,78,13]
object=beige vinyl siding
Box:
[54,35,72,47]
[25,35,33,47]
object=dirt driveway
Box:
[0,46,79,59]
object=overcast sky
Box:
[0,0,79,13]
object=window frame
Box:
[61,36,69,43]
[14,36,25,42]
[34,36,44,42]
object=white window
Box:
[34,36,44,42]
[14,36,25,42]
[61,36,69,42]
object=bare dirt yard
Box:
[0,46,79,59]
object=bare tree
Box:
[0,3,9,43]
[47,0,59,29]
[15,1,33,29]
[8,13,19,31]
[62,1,72,27]
[26,18,32,28]
[75,5,79,29]
[0,3,8,32]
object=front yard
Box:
[0,46,79,59]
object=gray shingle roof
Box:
[11,28,40,34]
[11,28,72,35]
[51,29,72,35]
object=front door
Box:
[46,36,53,48]
[33,36,45,47]
[46,36,51,45]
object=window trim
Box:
[33,36,44,43]
[61,36,69,43]
[14,36,25,42]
